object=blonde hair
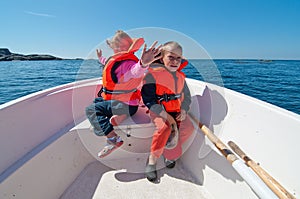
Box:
[106,30,133,50]
[161,41,183,56]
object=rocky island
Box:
[0,48,62,61]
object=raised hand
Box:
[140,41,162,66]
[96,49,102,61]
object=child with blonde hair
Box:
[142,41,195,181]
[86,30,162,158]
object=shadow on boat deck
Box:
[185,86,244,185]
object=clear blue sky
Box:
[1,0,299,59]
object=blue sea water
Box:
[0,59,299,115]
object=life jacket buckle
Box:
[158,93,181,103]
[163,93,169,102]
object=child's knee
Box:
[85,104,94,115]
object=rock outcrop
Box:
[0,48,62,61]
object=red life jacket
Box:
[100,38,144,102]
[148,60,188,112]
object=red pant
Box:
[150,113,195,160]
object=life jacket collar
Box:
[113,37,144,56]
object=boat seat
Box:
[71,105,153,132]
[70,105,156,161]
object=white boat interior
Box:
[0,78,299,199]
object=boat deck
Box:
[57,106,212,199]
[60,160,212,199]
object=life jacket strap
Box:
[101,87,138,95]
[156,93,181,103]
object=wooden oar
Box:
[228,141,296,199]
[188,113,238,163]
[188,113,277,198]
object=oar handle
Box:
[228,141,296,199]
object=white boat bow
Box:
[0,78,299,199]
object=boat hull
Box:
[0,78,299,198]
